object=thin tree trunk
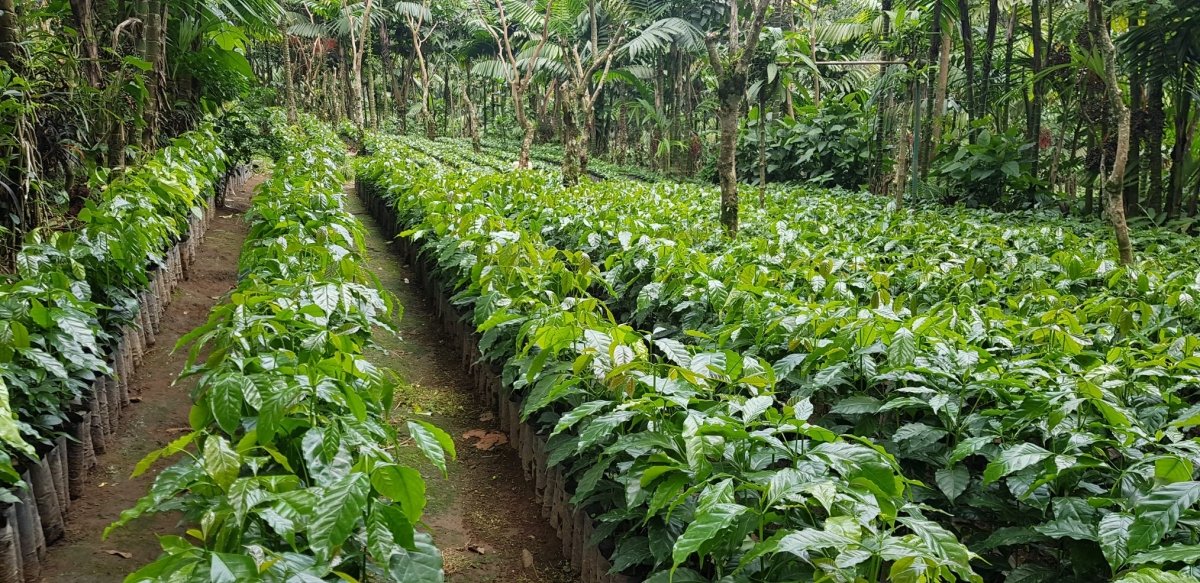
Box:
[981,0,998,118]
[462,83,481,152]
[69,0,102,87]
[347,0,374,129]
[1168,72,1193,218]
[928,32,951,164]
[368,66,379,129]
[757,88,768,187]
[1089,0,1134,265]
[1001,11,1016,130]
[143,0,161,146]
[400,56,412,132]
[380,22,401,121]
[920,0,943,172]
[562,82,586,186]
[1189,118,1200,217]
[1029,0,1045,182]
[1125,55,1142,216]
[282,31,297,123]
[871,0,893,197]
[957,0,975,122]
[1146,78,1165,213]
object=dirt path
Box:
[347,188,574,583]
[38,175,261,582]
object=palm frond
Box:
[625,17,702,60]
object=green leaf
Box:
[210,551,259,583]
[983,443,1052,485]
[550,400,611,437]
[133,431,197,477]
[309,473,370,563]
[1154,457,1194,485]
[898,517,976,579]
[1115,568,1200,583]
[386,531,444,583]
[0,378,33,455]
[888,327,917,366]
[371,465,426,524]
[935,466,970,503]
[671,503,747,567]
[1129,544,1200,566]
[1130,482,1200,552]
[1099,513,1134,572]
[202,436,240,492]
[29,299,51,328]
[206,374,249,434]
[368,502,416,562]
[407,420,456,476]
[1033,518,1096,541]
[829,395,881,415]
[776,528,853,555]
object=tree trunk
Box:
[920,0,943,172]
[1089,0,1134,265]
[717,89,742,236]
[1146,78,1165,214]
[562,82,585,186]
[282,31,297,123]
[143,0,162,147]
[981,0,999,117]
[927,32,951,167]
[0,0,17,68]
[957,0,976,122]
[757,101,768,188]
[348,0,374,129]
[1190,118,1200,217]
[1029,0,1044,182]
[1168,71,1193,218]
[1001,11,1016,130]
[408,14,435,139]
[1125,57,1142,216]
[462,84,482,153]
[400,56,412,132]
[69,0,102,87]
[442,63,451,135]
[380,23,401,121]
[367,66,379,129]
[870,0,893,197]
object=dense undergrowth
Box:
[108,116,453,582]
[358,133,1200,583]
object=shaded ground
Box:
[39,175,261,582]
[347,188,575,583]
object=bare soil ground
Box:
[38,176,260,582]
[347,188,575,583]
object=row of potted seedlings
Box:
[106,117,452,582]
[356,137,980,583]
[0,124,249,582]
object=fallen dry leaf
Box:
[467,544,488,555]
[478,411,494,422]
[461,429,508,451]
[104,550,133,559]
